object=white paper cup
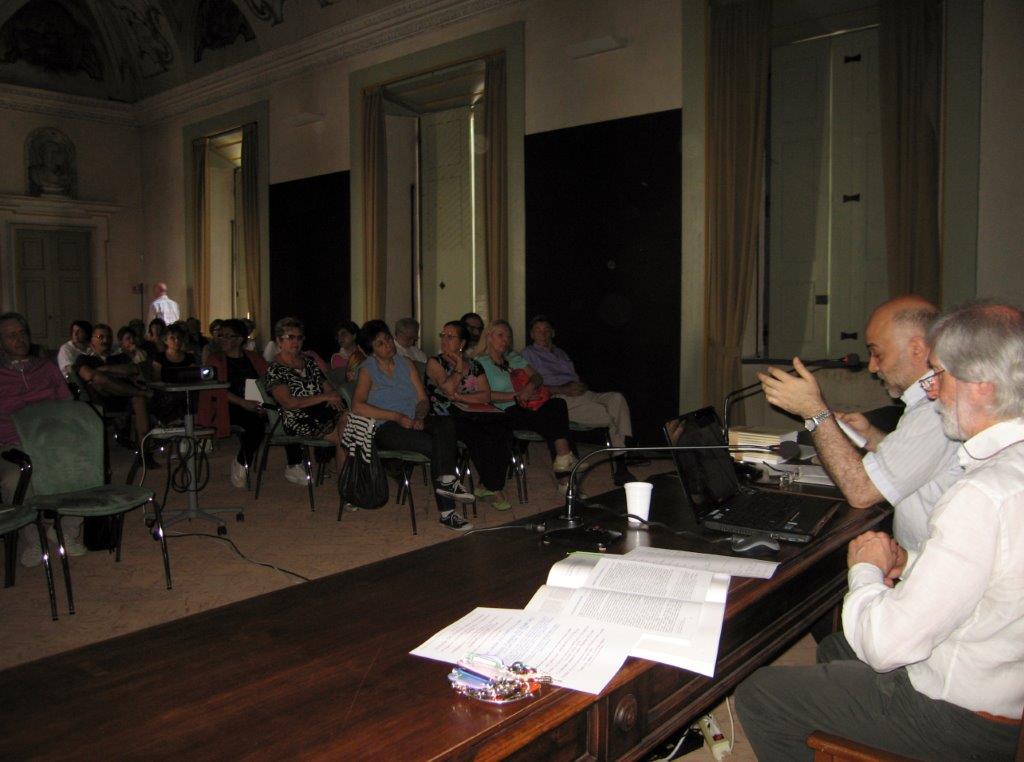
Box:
[624,482,654,525]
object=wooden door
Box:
[14,227,91,352]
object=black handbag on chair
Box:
[338,442,388,509]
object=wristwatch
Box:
[804,408,832,432]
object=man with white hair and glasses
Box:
[737,301,1024,760]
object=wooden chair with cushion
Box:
[12,400,170,615]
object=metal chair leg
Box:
[254,439,272,499]
[303,447,316,512]
[403,464,417,534]
[52,514,75,615]
[36,518,58,621]
[149,498,172,590]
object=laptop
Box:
[662,407,840,543]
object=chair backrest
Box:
[255,377,283,435]
[11,400,104,495]
[65,366,93,403]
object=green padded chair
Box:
[1,502,58,620]
[254,379,336,512]
[12,400,170,616]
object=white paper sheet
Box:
[410,607,640,694]
[624,546,778,579]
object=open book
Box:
[525,553,729,677]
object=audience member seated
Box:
[75,323,158,467]
[56,319,92,377]
[185,317,209,356]
[425,320,513,510]
[736,301,1024,761]
[140,317,166,360]
[475,319,577,477]
[0,311,80,564]
[461,312,485,358]
[265,317,345,483]
[522,314,636,485]
[330,320,366,381]
[116,325,149,365]
[197,318,268,488]
[201,319,224,364]
[394,317,428,364]
[149,322,198,424]
[351,319,473,530]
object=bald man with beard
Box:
[758,295,963,556]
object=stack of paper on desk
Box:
[411,548,780,694]
[525,553,730,677]
[728,426,799,464]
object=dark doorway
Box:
[268,171,351,361]
[525,109,681,444]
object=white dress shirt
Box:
[843,418,1024,719]
[395,342,427,364]
[56,340,84,375]
[862,373,963,551]
[147,294,180,324]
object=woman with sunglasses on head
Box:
[197,318,268,488]
[264,317,346,483]
[425,320,513,511]
[351,319,474,530]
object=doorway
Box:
[381,59,486,356]
[13,226,91,351]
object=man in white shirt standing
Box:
[758,295,962,553]
[394,317,427,364]
[147,282,180,325]
[737,301,1024,760]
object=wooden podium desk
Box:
[0,474,888,760]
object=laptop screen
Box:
[662,406,740,515]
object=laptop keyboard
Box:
[710,490,815,531]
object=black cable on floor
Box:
[165,531,312,582]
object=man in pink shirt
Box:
[0,312,79,566]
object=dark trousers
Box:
[503,397,570,443]
[451,409,512,491]
[229,405,264,466]
[375,415,459,511]
[735,632,1019,761]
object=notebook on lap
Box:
[662,407,840,543]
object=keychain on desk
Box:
[448,654,551,704]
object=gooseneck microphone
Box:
[544,441,801,549]
[723,353,862,436]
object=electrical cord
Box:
[465,523,548,535]
[165,530,311,582]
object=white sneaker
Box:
[230,459,248,488]
[284,464,308,485]
[47,525,87,556]
[552,453,578,474]
[20,536,43,568]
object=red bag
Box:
[510,368,551,411]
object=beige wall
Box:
[2,0,1022,363]
[976,0,1024,306]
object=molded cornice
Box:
[0,0,520,126]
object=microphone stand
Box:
[544,443,790,550]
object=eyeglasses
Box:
[919,369,945,391]
[220,333,241,340]
[439,333,461,340]
[280,334,304,341]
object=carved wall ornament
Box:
[25,127,77,198]
[194,0,256,63]
[115,2,174,78]
[245,0,285,25]
[0,0,104,80]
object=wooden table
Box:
[0,473,888,760]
